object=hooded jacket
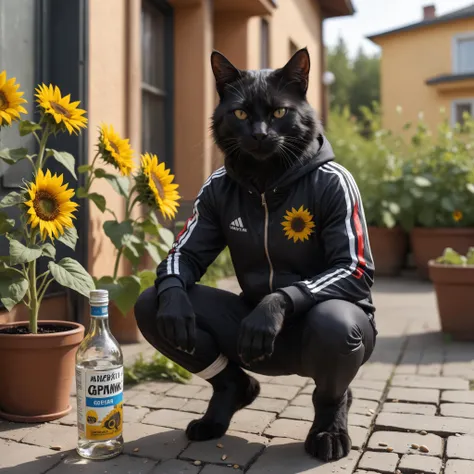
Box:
[156,136,375,322]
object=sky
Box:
[324,0,474,58]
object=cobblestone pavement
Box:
[2,278,474,473]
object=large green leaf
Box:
[88,193,106,213]
[466,183,474,194]
[41,243,56,259]
[441,197,454,212]
[57,226,78,251]
[144,241,162,265]
[158,227,175,248]
[413,176,431,187]
[49,150,77,180]
[0,147,28,165]
[48,258,95,297]
[18,120,41,136]
[111,275,141,316]
[138,270,156,294]
[382,211,396,229]
[10,240,42,265]
[105,174,130,197]
[0,191,24,208]
[0,212,15,234]
[78,164,92,174]
[103,220,133,249]
[122,234,141,258]
[0,270,28,311]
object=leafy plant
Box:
[79,128,180,316]
[124,352,191,385]
[436,247,474,266]
[0,72,94,333]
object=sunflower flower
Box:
[0,71,27,127]
[35,84,87,135]
[24,169,79,240]
[453,210,463,223]
[282,206,315,243]
[98,124,134,176]
[136,153,180,219]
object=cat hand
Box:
[238,292,290,365]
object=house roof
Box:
[368,4,474,42]
[426,72,474,85]
[320,0,355,19]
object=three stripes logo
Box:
[229,217,247,232]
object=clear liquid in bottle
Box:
[76,289,124,459]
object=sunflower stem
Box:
[38,278,54,306]
[127,196,141,219]
[36,125,50,171]
[112,248,124,281]
[85,152,100,192]
[27,259,39,334]
[105,208,118,220]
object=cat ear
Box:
[280,47,310,93]
[211,51,241,96]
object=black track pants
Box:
[135,284,376,401]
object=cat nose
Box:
[252,122,268,141]
[253,132,267,141]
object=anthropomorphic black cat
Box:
[135,48,376,462]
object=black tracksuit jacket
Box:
[156,136,375,321]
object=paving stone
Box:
[382,402,437,415]
[350,426,370,449]
[151,459,199,473]
[358,451,399,473]
[0,438,64,473]
[53,403,77,426]
[376,412,474,436]
[387,388,439,404]
[264,418,311,440]
[188,375,210,387]
[247,397,288,414]
[445,459,474,474]
[200,466,243,474]
[349,414,373,428]
[50,452,157,473]
[361,363,396,381]
[350,380,386,391]
[368,431,443,456]
[230,409,275,434]
[350,399,379,415]
[247,438,361,474]
[22,423,78,450]
[391,375,468,390]
[180,399,208,414]
[246,371,273,383]
[127,391,172,408]
[0,421,40,442]
[399,454,442,473]
[267,375,308,387]
[180,431,268,467]
[447,435,474,460]
[280,406,313,422]
[166,384,206,399]
[290,395,312,407]
[353,471,379,474]
[143,409,197,430]
[124,423,188,461]
[351,387,383,401]
[133,381,177,394]
[442,391,474,404]
[126,406,150,423]
[301,385,314,394]
[259,384,300,400]
[124,389,142,403]
[441,403,474,419]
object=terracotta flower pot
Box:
[368,226,408,276]
[0,320,84,422]
[108,304,143,344]
[429,262,474,341]
[411,228,474,279]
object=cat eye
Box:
[234,109,248,120]
[273,108,287,119]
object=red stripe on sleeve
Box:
[352,201,366,278]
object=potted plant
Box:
[0,75,95,421]
[327,105,409,276]
[429,247,474,341]
[78,128,180,343]
[398,116,474,279]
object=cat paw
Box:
[304,429,352,461]
[185,418,228,441]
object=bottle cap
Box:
[89,289,108,306]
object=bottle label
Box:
[76,367,123,441]
[90,305,108,317]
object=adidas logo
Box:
[229,217,247,232]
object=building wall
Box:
[376,18,474,133]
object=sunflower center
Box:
[33,191,60,221]
[50,101,71,118]
[0,91,8,110]
[151,174,166,200]
[291,217,306,233]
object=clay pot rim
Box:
[428,260,474,270]
[0,320,84,339]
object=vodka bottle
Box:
[76,289,124,459]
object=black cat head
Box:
[211,48,317,164]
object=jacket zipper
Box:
[261,193,274,292]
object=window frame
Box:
[452,31,474,74]
[141,0,174,169]
[451,97,474,126]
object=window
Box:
[260,19,270,69]
[141,0,173,166]
[451,99,474,126]
[453,33,474,74]
[289,40,298,58]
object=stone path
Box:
[2,278,474,473]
